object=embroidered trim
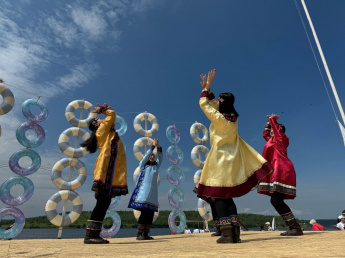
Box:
[128,168,158,212]
[219,216,232,226]
[281,212,295,221]
[258,181,296,196]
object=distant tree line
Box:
[0,210,313,229]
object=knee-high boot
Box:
[84,220,109,244]
[230,216,241,243]
[211,219,221,237]
[144,224,154,240]
[280,212,303,236]
[216,217,234,244]
[136,224,145,240]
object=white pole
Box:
[301,0,345,125]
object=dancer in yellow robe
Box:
[196,69,273,244]
[81,103,128,244]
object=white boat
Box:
[271,217,276,231]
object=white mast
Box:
[301,0,345,126]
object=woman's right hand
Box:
[267,114,280,120]
[92,103,109,114]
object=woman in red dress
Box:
[258,114,303,236]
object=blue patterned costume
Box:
[128,145,162,212]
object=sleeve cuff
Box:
[200,90,215,100]
[150,145,155,150]
[157,147,162,152]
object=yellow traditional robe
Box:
[197,89,272,199]
[92,109,128,197]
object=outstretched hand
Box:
[92,103,109,114]
[152,138,160,147]
[200,68,216,90]
[267,114,280,121]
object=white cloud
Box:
[71,8,108,38]
[131,0,158,14]
[0,0,163,218]
[58,63,100,89]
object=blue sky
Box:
[1,0,345,221]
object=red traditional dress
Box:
[257,116,296,199]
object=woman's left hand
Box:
[200,69,216,90]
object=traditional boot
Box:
[211,219,221,237]
[230,216,241,243]
[84,220,109,244]
[280,212,303,236]
[216,217,234,244]
[136,224,145,240]
[144,224,154,240]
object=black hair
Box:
[218,92,239,118]
[80,118,99,153]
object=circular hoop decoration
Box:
[193,170,202,184]
[65,100,97,128]
[166,166,185,186]
[191,145,210,169]
[0,83,15,115]
[0,176,34,206]
[133,137,153,161]
[22,98,48,122]
[133,112,159,137]
[133,166,161,186]
[166,125,180,144]
[0,207,25,239]
[45,190,83,227]
[190,122,209,145]
[58,127,90,158]
[16,122,45,148]
[133,208,160,223]
[108,196,122,210]
[9,149,41,176]
[100,210,122,238]
[51,158,87,190]
[197,198,213,222]
[168,209,186,234]
[115,114,127,136]
[168,186,184,209]
[166,145,184,165]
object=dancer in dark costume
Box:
[258,114,303,236]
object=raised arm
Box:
[155,139,163,169]
[269,115,284,142]
[139,145,155,168]
[96,109,115,136]
[93,103,115,137]
[263,122,271,142]
[199,69,221,122]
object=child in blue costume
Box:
[128,139,163,240]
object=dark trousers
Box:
[270,192,291,215]
[90,193,112,221]
[214,198,237,218]
[137,209,154,225]
[210,201,219,220]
